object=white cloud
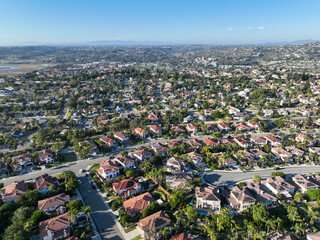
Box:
[228,27,234,31]
[248,27,253,30]
[258,26,265,30]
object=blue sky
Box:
[1,0,320,45]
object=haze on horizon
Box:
[1,0,320,46]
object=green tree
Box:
[252,174,261,183]
[67,199,84,213]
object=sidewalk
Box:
[75,188,102,240]
[91,177,140,240]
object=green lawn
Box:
[124,226,136,233]
[131,235,141,240]
[49,152,77,167]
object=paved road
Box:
[204,165,320,187]
[78,174,124,240]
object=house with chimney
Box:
[39,212,74,240]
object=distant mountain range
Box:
[2,39,319,47]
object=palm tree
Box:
[292,222,306,236]
[301,203,320,226]
[204,225,217,240]
[81,205,91,222]
[69,209,79,222]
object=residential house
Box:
[112,177,142,198]
[286,147,305,158]
[247,121,261,129]
[187,138,203,148]
[217,122,231,132]
[291,174,320,193]
[262,176,295,198]
[171,233,194,240]
[38,149,57,165]
[34,174,58,194]
[250,136,267,145]
[114,132,130,143]
[203,137,219,147]
[134,128,148,138]
[39,212,74,240]
[166,172,193,189]
[83,140,99,155]
[171,125,186,134]
[132,149,152,161]
[263,109,273,117]
[271,147,293,161]
[219,157,237,168]
[97,160,121,180]
[137,210,172,239]
[151,142,168,156]
[186,123,198,134]
[246,181,277,207]
[235,123,251,131]
[228,186,256,211]
[12,154,33,167]
[38,193,70,214]
[295,133,313,144]
[195,186,221,211]
[147,113,159,122]
[100,136,117,147]
[228,106,241,115]
[265,134,281,146]
[309,147,320,155]
[233,136,251,148]
[149,125,162,135]
[123,192,153,217]
[166,157,188,173]
[183,115,194,123]
[206,124,219,133]
[2,181,28,203]
[186,151,204,168]
[113,154,135,169]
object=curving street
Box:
[204,165,320,187]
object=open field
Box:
[0,61,57,75]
